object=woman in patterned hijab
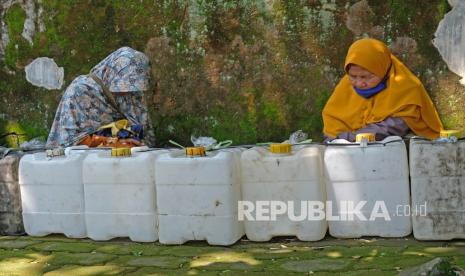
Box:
[46,47,155,147]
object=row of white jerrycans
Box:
[18,136,465,245]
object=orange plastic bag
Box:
[78,135,142,148]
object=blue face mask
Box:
[353,78,388,99]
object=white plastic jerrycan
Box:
[241,143,327,241]
[18,146,103,238]
[82,147,167,242]
[410,135,465,240]
[324,135,411,238]
[155,147,244,245]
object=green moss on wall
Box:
[370,0,445,67]
[4,38,31,68]
[4,4,26,36]
[436,0,451,21]
[387,0,414,33]
[3,4,30,68]
[0,119,47,148]
[0,121,26,148]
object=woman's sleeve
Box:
[330,117,410,142]
[357,117,410,139]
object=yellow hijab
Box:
[322,38,443,139]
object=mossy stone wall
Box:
[0,0,463,147]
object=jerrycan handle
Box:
[131,146,150,154]
[64,145,89,156]
[293,139,313,145]
[168,140,185,149]
[360,138,368,148]
[212,140,233,150]
[356,133,375,148]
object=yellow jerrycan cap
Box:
[111,147,132,157]
[355,133,375,143]
[269,143,292,154]
[440,130,460,138]
[186,146,206,157]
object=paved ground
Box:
[0,235,464,275]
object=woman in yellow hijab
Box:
[322,38,443,141]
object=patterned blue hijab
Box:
[90,47,150,93]
[46,47,155,147]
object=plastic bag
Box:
[190,136,232,150]
[20,137,46,151]
[191,136,217,149]
[435,136,458,143]
[289,130,309,144]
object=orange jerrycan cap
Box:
[185,146,206,157]
[269,143,292,154]
[355,133,375,143]
[111,147,132,157]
